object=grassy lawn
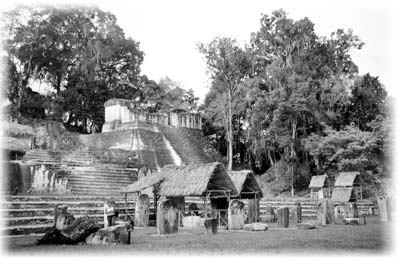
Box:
[2,216,393,255]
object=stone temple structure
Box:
[2,98,213,235]
[102,99,202,132]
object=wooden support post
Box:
[255,193,259,222]
[125,193,128,217]
[154,193,158,221]
[204,195,207,219]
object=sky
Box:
[1,0,399,102]
[94,0,399,102]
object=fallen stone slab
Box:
[243,222,268,231]
[86,223,130,245]
[182,216,204,228]
[344,218,359,225]
[297,223,316,229]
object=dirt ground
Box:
[2,216,393,255]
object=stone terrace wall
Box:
[80,123,176,171]
[103,99,202,132]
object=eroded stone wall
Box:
[103,101,202,132]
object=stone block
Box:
[344,218,359,225]
[289,202,302,224]
[182,216,204,228]
[228,200,245,230]
[318,199,334,225]
[377,196,389,222]
[247,199,260,223]
[326,199,334,224]
[297,223,316,229]
[317,199,327,225]
[85,223,130,245]
[277,207,289,228]
[243,222,268,231]
[204,218,218,234]
[157,199,179,235]
[135,194,150,227]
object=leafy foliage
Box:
[2,5,144,132]
[200,9,390,196]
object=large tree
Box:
[2,5,144,131]
[198,37,252,171]
[243,10,364,195]
[346,73,387,131]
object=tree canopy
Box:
[199,9,390,196]
[2,5,198,132]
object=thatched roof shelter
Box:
[121,162,237,198]
[2,136,30,152]
[331,188,356,202]
[121,171,167,193]
[309,174,328,189]
[334,172,360,187]
[228,170,263,199]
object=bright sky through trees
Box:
[1,0,398,101]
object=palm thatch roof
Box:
[121,171,167,193]
[1,122,34,137]
[309,174,328,188]
[228,170,263,198]
[121,162,238,197]
[2,136,30,152]
[331,188,355,202]
[334,172,360,187]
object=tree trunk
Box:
[267,149,278,181]
[16,76,30,118]
[290,118,297,197]
[227,91,233,172]
[55,74,62,96]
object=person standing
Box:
[104,201,116,227]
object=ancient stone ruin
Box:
[157,199,179,235]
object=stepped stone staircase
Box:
[22,149,61,164]
[3,121,216,236]
[2,195,137,236]
[258,199,318,221]
[3,195,321,236]
[157,125,211,165]
[81,126,175,170]
[67,164,136,195]
[20,148,137,196]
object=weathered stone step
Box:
[70,181,131,187]
[68,172,134,178]
[69,186,129,191]
[4,214,103,226]
[3,207,104,217]
[68,166,134,171]
[70,186,127,192]
[68,173,133,179]
[71,190,125,196]
[70,189,126,195]
[2,195,128,202]
[2,201,127,209]
[3,223,54,235]
[68,177,133,183]
[69,185,132,192]
[69,170,134,177]
[4,207,137,218]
